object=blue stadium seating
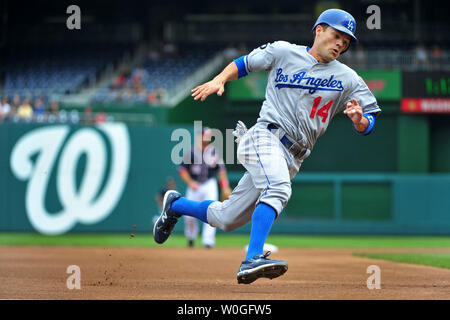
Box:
[1,44,130,98]
[91,45,220,104]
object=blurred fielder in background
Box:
[178,127,232,248]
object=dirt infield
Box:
[1,246,449,300]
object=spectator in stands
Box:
[0,96,12,122]
[112,67,130,90]
[430,44,443,70]
[83,105,95,125]
[414,43,429,69]
[49,100,59,116]
[17,98,33,120]
[137,87,148,101]
[46,100,60,123]
[11,94,21,115]
[69,110,81,124]
[95,109,107,123]
[152,87,166,105]
[147,91,156,104]
[120,89,134,101]
[33,97,46,118]
[131,66,149,92]
[58,110,69,123]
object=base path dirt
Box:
[1,246,449,299]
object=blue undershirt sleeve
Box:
[353,113,376,136]
[233,55,249,79]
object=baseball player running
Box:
[154,9,381,284]
[179,127,232,248]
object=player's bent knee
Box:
[216,218,240,232]
[280,183,292,208]
[284,183,292,201]
[270,181,292,202]
[222,223,237,233]
[209,221,237,232]
[207,203,239,232]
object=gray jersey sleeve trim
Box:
[363,102,382,115]
[244,55,250,74]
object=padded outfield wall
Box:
[0,121,449,235]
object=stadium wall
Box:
[1,123,450,235]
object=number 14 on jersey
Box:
[309,96,333,123]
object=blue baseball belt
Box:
[267,123,308,159]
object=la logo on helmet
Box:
[346,20,355,32]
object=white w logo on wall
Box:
[10,124,130,235]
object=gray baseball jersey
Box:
[240,41,381,150]
[206,41,382,230]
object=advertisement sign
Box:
[358,70,401,100]
[401,98,450,113]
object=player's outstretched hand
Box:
[343,98,363,124]
[191,79,225,102]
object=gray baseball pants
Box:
[206,122,305,232]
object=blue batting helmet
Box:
[312,9,358,42]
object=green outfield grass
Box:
[1,232,450,249]
[354,252,450,270]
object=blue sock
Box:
[170,197,213,224]
[245,203,276,261]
